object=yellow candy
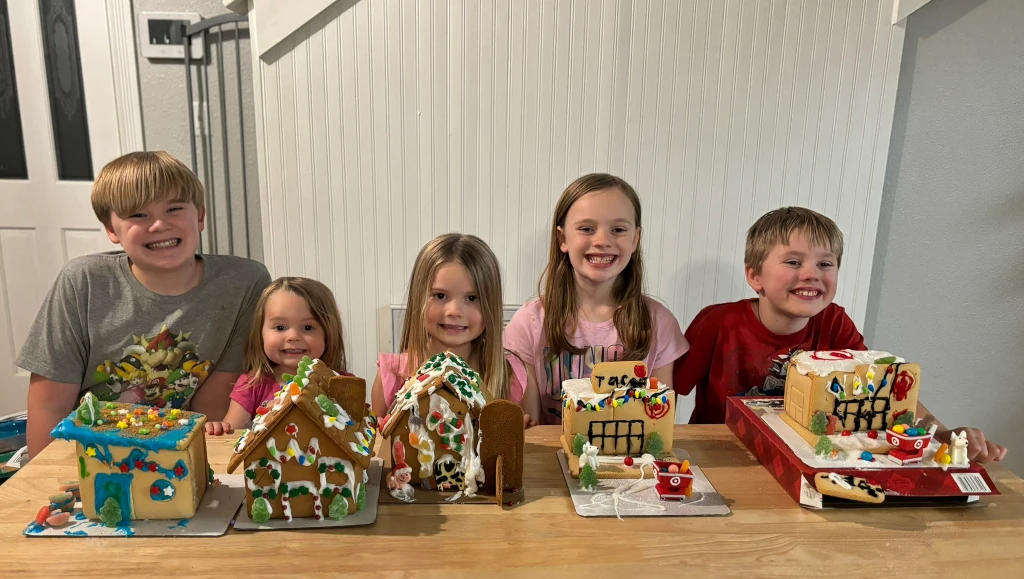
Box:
[116,421,128,429]
[328,416,336,423]
[287,448,295,457]
[866,370,875,381]
[893,425,906,434]
[941,455,952,464]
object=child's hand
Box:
[938,427,1007,463]
[522,414,538,429]
[205,421,235,436]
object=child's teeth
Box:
[588,256,613,263]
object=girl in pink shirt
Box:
[372,234,525,421]
[205,277,351,434]
[504,174,689,425]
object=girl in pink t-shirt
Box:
[372,234,525,422]
[205,277,350,435]
[504,173,689,425]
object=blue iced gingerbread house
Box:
[51,392,210,526]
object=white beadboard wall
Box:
[248,0,906,386]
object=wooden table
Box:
[2,426,1023,577]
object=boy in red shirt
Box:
[674,207,1006,463]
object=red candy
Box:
[623,456,634,467]
[867,430,879,439]
[34,505,50,526]
[841,430,852,436]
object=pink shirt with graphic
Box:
[503,297,689,425]
[230,369,355,417]
[377,352,526,410]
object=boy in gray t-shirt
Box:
[17,151,271,457]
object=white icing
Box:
[561,377,673,409]
[408,415,436,478]
[791,350,904,376]
[267,436,320,466]
[461,414,483,497]
[578,456,667,519]
[318,456,356,503]
[390,352,487,417]
[828,472,853,490]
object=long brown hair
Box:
[539,173,652,361]
[244,277,347,387]
[400,233,510,399]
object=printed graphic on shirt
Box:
[88,324,213,409]
[745,350,793,397]
[541,343,625,420]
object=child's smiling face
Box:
[746,229,839,329]
[557,187,640,291]
[423,261,484,360]
[104,197,204,275]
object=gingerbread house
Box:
[783,350,920,433]
[227,358,378,523]
[50,392,210,526]
[379,351,524,498]
[561,361,675,457]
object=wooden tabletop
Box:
[1,425,1023,577]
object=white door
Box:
[0,1,125,416]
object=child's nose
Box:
[799,264,820,279]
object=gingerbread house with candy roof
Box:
[227,358,378,523]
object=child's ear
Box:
[745,265,765,296]
[197,206,207,233]
[105,221,121,245]
[556,226,568,253]
[632,227,641,252]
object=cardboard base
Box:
[557,449,730,518]
[23,475,245,538]
[726,397,999,508]
[233,459,383,531]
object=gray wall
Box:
[133,0,262,261]
[867,0,1024,476]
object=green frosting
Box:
[894,411,915,426]
[814,436,833,457]
[874,356,898,364]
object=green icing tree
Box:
[356,484,367,511]
[99,497,122,528]
[572,433,586,456]
[814,436,833,457]
[76,392,99,425]
[809,411,828,435]
[645,432,665,457]
[329,497,348,521]
[251,497,271,524]
[894,411,915,426]
[579,465,598,491]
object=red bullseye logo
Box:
[645,400,670,420]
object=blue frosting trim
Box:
[50,411,200,451]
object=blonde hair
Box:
[745,207,844,273]
[539,173,651,361]
[244,277,347,388]
[400,233,510,400]
[91,151,205,229]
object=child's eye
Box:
[818,261,834,269]
[432,292,447,300]
[130,213,146,219]
[168,206,183,213]
[466,295,477,302]
[612,227,628,234]
[302,324,316,331]
[272,325,286,331]
[785,260,801,267]
[577,226,594,234]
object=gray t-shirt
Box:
[16,251,271,409]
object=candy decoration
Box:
[860,451,873,461]
[867,430,878,439]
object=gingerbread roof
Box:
[379,351,488,438]
[51,392,205,451]
[226,358,377,473]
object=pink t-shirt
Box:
[377,352,526,408]
[229,373,280,417]
[230,369,355,417]
[503,297,689,425]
